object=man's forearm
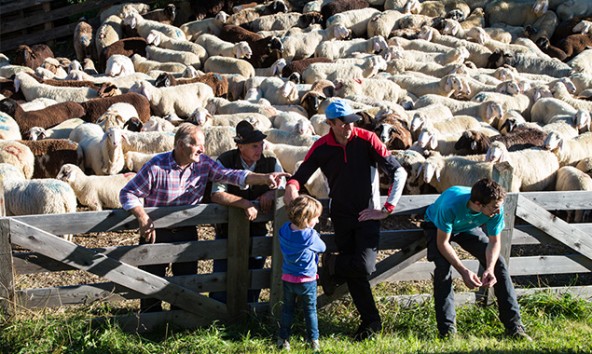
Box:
[211,192,253,210]
[485,236,501,272]
[130,205,149,222]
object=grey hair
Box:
[174,123,202,145]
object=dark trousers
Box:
[423,223,523,335]
[332,216,381,326]
[279,280,319,341]
[209,225,268,304]
[139,226,198,313]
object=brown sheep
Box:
[281,57,333,78]
[13,44,54,70]
[79,92,151,124]
[0,98,85,139]
[454,128,546,155]
[73,20,96,63]
[19,139,84,179]
[154,72,230,98]
[99,37,147,72]
[219,25,283,68]
[299,79,334,117]
[373,114,412,150]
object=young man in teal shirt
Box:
[423,178,531,340]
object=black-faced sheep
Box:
[454,129,547,156]
[373,113,413,150]
[13,44,54,70]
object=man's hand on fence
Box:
[358,208,390,221]
[139,216,156,244]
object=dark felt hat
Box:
[234,120,267,144]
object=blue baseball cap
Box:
[325,100,361,123]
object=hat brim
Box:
[333,113,361,124]
[234,131,267,144]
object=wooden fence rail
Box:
[1,190,592,331]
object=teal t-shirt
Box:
[425,186,505,237]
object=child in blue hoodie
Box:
[277,195,326,351]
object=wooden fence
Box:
[1,189,592,332]
[0,0,160,54]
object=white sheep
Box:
[264,141,310,173]
[28,118,85,140]
[246,77,300,106]
[0,140,34,179]
[280,24,351,61]
[334,77,406,103]
[130,53,187,74]
[555,166,592,222]
[314,35,388,60]
[124,151,158,172]
[264,128,319,146]
[203,125,237,158]
[414,95,504,125]
[180,11,230,41]
[1,163,77,241]
[205,97,278,119]
[121,130,176,154]
[195,34,252,59]
[273,112,316,136]
[140,116,177,132]
[551,81,592,112]
[203,56,255,78]
[56,163,135,211]
[544,131,592,166]
[145,29,208,65]
[130,80,214,120]
[302,55,387,84]
[105,54,135,77]
[96,102,139,131]
[20,97,58,111]
[0,111,22,140]
[123,9,185,40]
[95,15,123,55]
[145,46,203,70]
[325,7,381,38]
[390,73,466,98]
[485,141,559,191]
[14,72,98,103]
[530,97,578,125]
[367,9,405,38]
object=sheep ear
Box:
[435,167,441,182]
[428,135,438,150]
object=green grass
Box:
[1,291,591,354]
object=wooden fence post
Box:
[226,206,251,320]
[0,181,16,321]
[478,162,515,305]
[270,189,287,322]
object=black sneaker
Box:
[319,253,337,296]
[509,326,533,342]
[353,321,382,341]
[438,326,457,339]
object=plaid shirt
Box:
[120,151,248,210]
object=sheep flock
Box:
[2,0,592,230]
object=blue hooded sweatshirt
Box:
[279,221,327,278]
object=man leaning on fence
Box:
[119,123,289,313]
[209,120,284,304]
[421,178,532,341]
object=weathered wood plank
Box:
[516,195,592,262]
[8,219,228,321]
[519,191,592,210]
[0,0,52,14]
[226,207,251,318]
[318,238,427,308]
[270,190,287,320]
[0,219,15,319]
[101,309,211,334]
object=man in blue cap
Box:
[284,99,408,340]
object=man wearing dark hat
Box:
[284,99,408,341]
[210,120,285,304]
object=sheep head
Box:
[543,131,562,151]
[331,24,350,40]
[417,128,439,150]
[422,155,443,184]
[28,127,47,141]
[558,77,577,94]
[56,164,79,183]
[234,41,252,59]
[189,107,211,126]
[575,110,591,131]
[442,19,461,36]
[123,11,140,29]
[532,0,549,17]
[485,141,509,163]
[573,20,592,34]
[146,30,162,46]
[410,112,427,132]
